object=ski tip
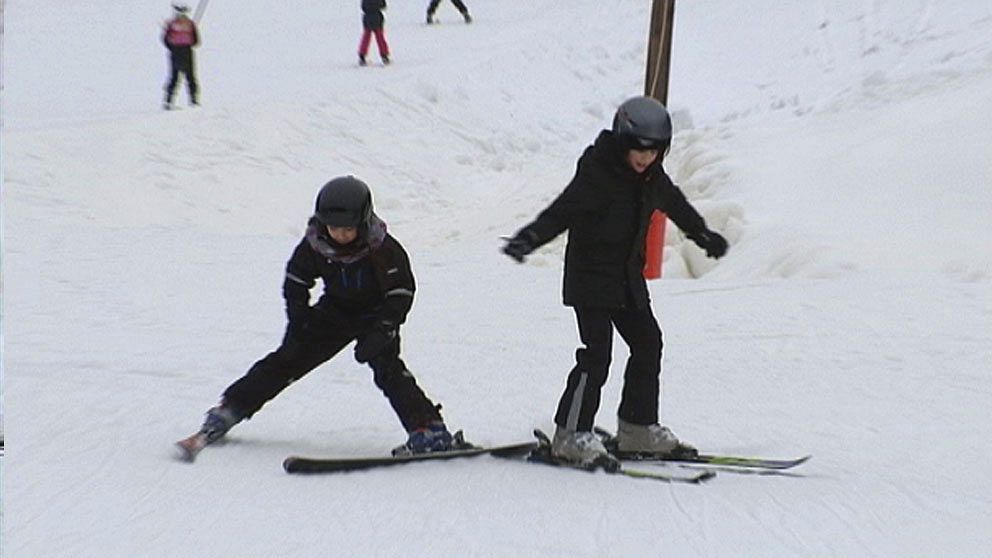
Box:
[694,470,718,483]
[618,466,715,483]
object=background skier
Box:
[426,0,472,24]
[501,96,729,465]
[181,176,460,459]
[359,0,390,66]
[161,3,200,109]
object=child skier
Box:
[162,4,200,109]
[501,96,729,466]
[181,176,459,459]
[426,0,472,24]
[359,0,390,66]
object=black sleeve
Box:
[372,236,416,326]
[283,239,318,322]
[516,157,607,247]
[654,175,707,235]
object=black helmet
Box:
[611,96,673,150]
[314,176,373,227]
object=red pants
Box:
[358,28,390,57]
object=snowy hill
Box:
[3,0,991,556]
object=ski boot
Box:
[461,11,473,24]
[392,420,456,456]
[359,54,368,66]
[201,404,243,443]
[381,54,390,65]
[614,419,698,458]
[426,13,436,24]
[551,426,618,469]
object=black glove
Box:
[502,230,538,263]
[688,229,729,259]
[354,320,398,363]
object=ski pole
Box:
[193,0,209,23]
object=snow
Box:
[3,0,992,556]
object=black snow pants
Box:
[554,306,664,432]
[164,47,198,104]
[427,0,469,16]
[222,314,442,432]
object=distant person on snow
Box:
[162,4,200,110]
[501,96,729,466]
[186,176,463,457]
[426,0,472,24]
[359,0,390,66]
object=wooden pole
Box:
[645,0,676,104]
[642,0,676,280]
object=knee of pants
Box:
[369,355,411,390]
[575,346,611,371]
[635,331,663,359]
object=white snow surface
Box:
[4,0,992,556]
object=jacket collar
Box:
[305,213,387,264]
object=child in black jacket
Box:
[180,176,459,460]
[502,96,728,466]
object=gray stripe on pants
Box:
[564,372,588,431]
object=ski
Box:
[528,430,715,484]
[593,426,811,470]
[283,434,537,474]
[175,432,209,462]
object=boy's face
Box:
[626,148,659,174]
[327,225,358,245]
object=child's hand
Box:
[354,320,398,363]
[688,229,728,259]
[502,231,538,263]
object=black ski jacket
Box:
[515,130,708,309]
[282,219,414,327]
[361,0,386,30]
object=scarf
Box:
[305,213,387,264]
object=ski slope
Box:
[3,0,992,556]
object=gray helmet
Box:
[611,96,673,150]
[314,176,373,227]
